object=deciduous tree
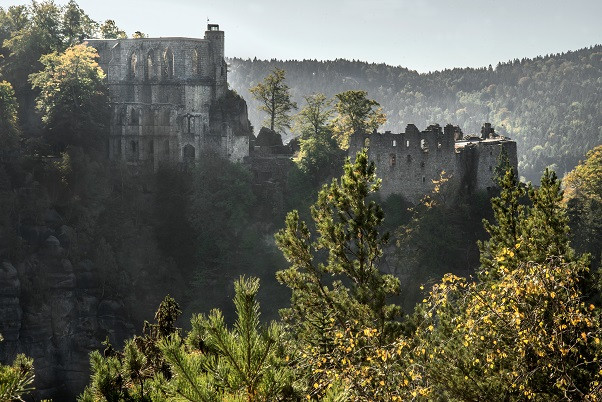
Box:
[29,43,109,152]
[293,93,343,183]
[332,90,386,149]
[250,67,297,133]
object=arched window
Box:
[146,50,154,80]
[130,108,139,125]
[187,116,195,133]
[116,107,125,125]
[130,53,138,78]
[163,48,174,78]
[162,109,170,126]
[193,49,200,75]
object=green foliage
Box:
[229,50,602,180]
[61,0,98,47]
[29,43,109,152]
[293,93,344,184]
[98,19,126,39]
[564,145,602,270]
[0,80,20,153]
[161,276,292,401]
[407,167,601,400]
[0,336,34,402]
[79,296,182,401]
[275,150,401,397]
[249,67,297,133]
[332,90,386,149]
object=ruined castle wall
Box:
[349,124,518,204]
[87,26,235,169]
[349,125,457,203]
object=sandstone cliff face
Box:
[0,218,134,400]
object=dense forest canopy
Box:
[229,47,602,182]
[1,1,602,399]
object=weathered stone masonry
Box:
[348,123,518,203]
[87,24,250,169]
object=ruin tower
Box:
[87,24,251,170]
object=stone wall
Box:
[87,24,250,169]
[348,123,518,203]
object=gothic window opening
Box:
[116,107,125,125]
[162,110,170,126]
[392,139,397,147]
[146,50,154,80]
[389,153,396,168]
[130,140,138,159]
[420,139,429,152]
[130,108,139,125]
[187,116,195,133]
[193,49,200,75]
[163,48,174,78]
[130,53,138,78]
[406,140,410,148]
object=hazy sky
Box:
[2,0,602,72]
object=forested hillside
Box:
[229,48,602,182]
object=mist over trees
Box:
[1,1,602,399]
[229,48,602,182]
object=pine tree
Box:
[79,296,182,401]
[0,334,34,402]
[275,150,401,397]
[160,276,292,401]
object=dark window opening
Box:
[130,109,139,125]
[389,153,396,167]
[422,176,426,183]
[130,141,137,157]
[407,154,412,163]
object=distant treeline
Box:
[229,46,602,182]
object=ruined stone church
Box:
[88,24,252,170]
